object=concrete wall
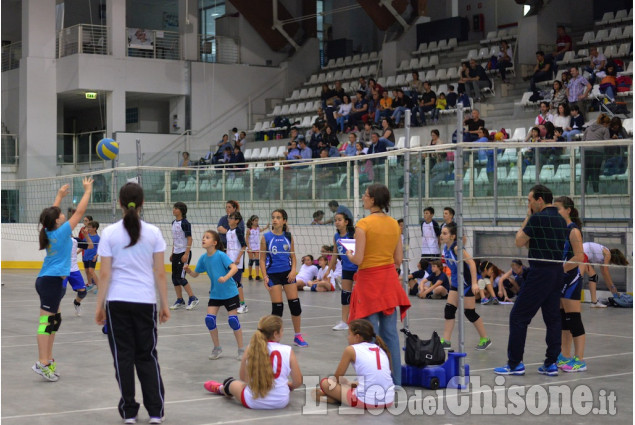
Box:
[1,68,20,134]
[327,0,383,54]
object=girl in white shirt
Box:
[204,315,303,409]
[294,255,319,290]
[581,242,629,306]
[95,182,169,424]
[305,256,335,292]
[316,319,395,409]
[246,215,268,281]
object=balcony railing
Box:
[56,24,109,58]
[199,35,240,64]
[57,130,105,167]
[1,134,18,165]
[127,28,180,60]
[1,41,21,71]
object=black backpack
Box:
[401,328,446,368]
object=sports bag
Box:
[608,294,633,308]
[401,328,446,368]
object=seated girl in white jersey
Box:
[581,242,629,307]
[204,315,303,409]
[303,255,336,292]
[315,319,395,409]
[294,255,319,290]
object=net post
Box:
[455,102,465,375]
[403,109,411,331]
[493,143,498,225]
[353,159,360,222]
[580,147,586,221]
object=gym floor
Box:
[1,269,632,424]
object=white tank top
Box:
[248,227,261,251]
[226,228,244,269]
[242,342,292,409]
[70,238,80,272]
[352,342,395,405]
[583,242,607,264]
[296,264,318,283]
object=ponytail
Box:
[570,207,582,229]
[38,207,61,250]
[374,334,393,374]
[119,183,144,247]
[246,315,282,398]
[610,248,629,266]
[349,319,393,373]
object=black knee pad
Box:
[288,298,302,316]
[341,290,351,306]
[464,308,479,323]
[77,290,87,299]
[222,377,235,396]
[588,274,598,283]
[52,313,62,332]
[565,312,585,337]
[236,281,243,289]
[272,302,284,317]
[560,309,569,331]
[444,303,457,320]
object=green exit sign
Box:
[85,92,97,99]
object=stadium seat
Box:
[324,59,335,69]
[423,69,436,81]
[446,66,459,80]
[368,64,377,75]
[539,164,555,182]
[341,69,352,80]
[448,38,458,49]
[616,43,630,58]
[436,83,448,95]
[510,127,527,142]
[360,52,370,62]
[396,136,405,149]
[435,68,447,82]
[369,51,378,60]
[463,49,478,62]
[376,77,386,86]
[499,148,518,164]
[578,31,595,46]
[287,90,300,101]
[595,11,614,26]
[395,74,406,87]
[243,148,254,161]
[623,118,633,135]
[295,103,306,115]
[477,47,490,60]
[428,55,439,67]
[299,116,312,128]
[352,54,362,65]
[298,88,308,99]
[275,145,287,159]
[397,59,410,71]
[410,135,421,148]
[499,165,519,196]
[497,165,507,181]
[437,39,448,51]
[287,104,298,115]
[427,41,438,52]
[408,58,419,70]
[305,74,318,86]
[250,122,263,133]
[307,86,318,98]
[344,56,354,66]
[418,56,429,68]
[279,104,290,115]
[622,25,633,40]
[559,51,576,65]
[522,165,537,184]
[594,29,610,43]
[317,73,327,84]
[351,67,360,79]
[618,61,633,76]
[415,42,428,56]
[608,27,622,42]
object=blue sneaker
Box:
[557,353,571,369]
[293,334,309,348]
[538,363,558,376]
[494,362,525,375]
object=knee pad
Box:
[272,302,284,317]
[464,308,479,323]
[236,281,243,289]
[341,290,352,306]
[566,312,585,337]
[52,313,62,333]
[253,259,260,267]
[228,315,241,331]
[205,314,217,331]
[38,315,54,335]
[288,298,302,316]
[560,309,569,331]
[77,289,88,299]
[310,284,318,292]
[222,377,235,396]
[249,259,256,267]
[588,274,598,283]
[444,303,457,320]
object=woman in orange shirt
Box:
[345,184,410,386]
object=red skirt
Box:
[349,264,411,322]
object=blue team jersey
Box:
[563,222,580,278]
[443,241,472,294]
[195,250,239,300]
[334,231,358,272]
[39,221,72,277]
[83,233,100,261]
[264,231,292,273]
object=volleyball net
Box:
[1,140,632,292]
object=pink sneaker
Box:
[204,380,223,394]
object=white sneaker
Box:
[74,302,82,316]
[591,301,607,308]
[209,346,223,360]
[148,418,163,424]
[237,304,248,314]
[332,321,349,331]
[123,418,137,424]
[302,286,312,291]
[32,362,58,382]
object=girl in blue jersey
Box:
[33,177,93,381]
[259,209,308,347]
[330,212,357,331]
[554,196,586,373]
[440,223,491,351]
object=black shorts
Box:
[561,271,582,300]
[234,269,243,287]
[268,271,292,286]
[450,285,474,297]
[208,295,241,312]
[35,276,65,313]
[342,269,356,281]
[83,260,97,270]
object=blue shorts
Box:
[342,269,356,281]
[63,270,86,292]
[268,271,293,286]
[561,271,582,300]
[234,269,243,287]
[450,285,474,297]
[83,260,97,270]
[35,276,65,313]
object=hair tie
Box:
[127,202,136,209]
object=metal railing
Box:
[199,35,240,64]
[1,41,21,71]
[56,24,109,58]
[127,29,180,60]
[56,131,106,167]
[1,134,19,165]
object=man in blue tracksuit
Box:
[495,184,568,376]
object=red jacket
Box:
[349,264,411,322]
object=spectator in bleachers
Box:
[309,125,323,157]
[180,151,191,168]
[357,77,371,98]
[463,109,485,141]
[406,72,424,103]
[553,103,570,130]
[325,98,338,131]
[332,80,346,103]
[323,125,339,149]
[412,81,436,127]
[562,104,585,141]
[375,90,393,125]
[235,131,247,150]
[230,127,239,143]
[368,92,381,126]
[288,127,299,145]
[368,78,384,98]
[585,47,607,85]
[355,141,368,155]
[609,116,628,139]
[230,146,245,167]
[497,41,513,83]
[359,122,373,144]
[553,25,573,62]
[446,85,458,108]
[524,126,541,144]
[335,95,352,133]
[432,93,446,123]
[528,51,553,93]
[565,67,591,106]
[286,140,300,160]
[212,134,232,164]
[297,138,313,161]
[314,107,327,132]
[549,80,567,112]
[560,70,571,88]
[390,89,412,126]
[599,62,618,102]
[339,133,359,157]
[457,61,470,95]
[368,132,388,154]
[583,113,611,192]
[535,101,554,126]
[320,83,334,109]
[348,91,369,130]
[465,59,491,103]
[379,118,396,148]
